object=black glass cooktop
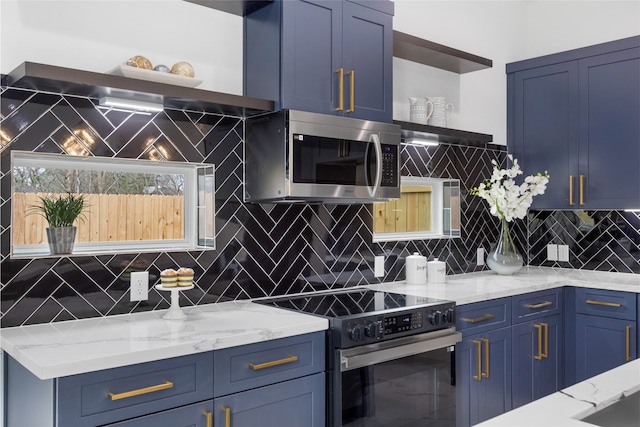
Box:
[256,288,448,318]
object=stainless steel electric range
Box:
[257,288,461,427]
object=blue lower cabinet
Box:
[213,373,325,427]
[105,401,214,427]
[575,314,637,382]
[512,314,564,409]
[456,327,512,427]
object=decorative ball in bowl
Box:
[170,61,195,78]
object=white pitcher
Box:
[427,97,454,127]
[409,97,433,124]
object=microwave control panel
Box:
[381,144,398,187]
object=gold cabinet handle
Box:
[481,338,490,378]
[626,325,631,362]
[586,299,622,308]
[222,405,231,427]
[473,340,482,380]
[204,410,213,427]
[534,324,543,360]
[346,70,355,113]
[579,175,585,205]
[249,355,298,370]
[569,175,574,205]
[525,301,553,309]
[336,68,344,111]
[461,314,494,323]
[542,322,549,358]
[108,380,173,401]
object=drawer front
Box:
[105,400,214,427]
[512,289,563,324]
[214,373,325,427]
[214,332,325,397]
[456,297,512,335]
[575,288,637,320]
[58,352,214,427]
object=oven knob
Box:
[444,308,454,324]
[429,311,442,325]
[349,325,364,342]
[365,323,379,338]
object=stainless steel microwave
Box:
[244,110,401,204]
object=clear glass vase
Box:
[486,219,523,275]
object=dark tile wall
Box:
[0,86,507,327]
[1,86,637,327]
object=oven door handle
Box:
[339,329,462,372]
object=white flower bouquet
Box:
[471,155,549,222]
[471,155,549,274]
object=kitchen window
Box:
[10,151,215,258]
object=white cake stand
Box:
[155,284,194,320]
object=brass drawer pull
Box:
[569,175,574,205]
[249,355,298,370]
[222,405,231,427]
[473,340,482,381]
[579,175,585,205]
[108,380,173,401]
[461,314,494,323]
[204,410,213,427]
[586,299,622,308]
[347,70,355,113]
[336,68,344,111]
[542,322,549,358]
[481,338,490,378]
[525,301,553,309]
[535,324,543,360]
[626,325,632,362]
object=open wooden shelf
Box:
[2,62,274,117]
[393,31,493,74]
[183,0,273,16]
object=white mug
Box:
[427,97,454,127]
[409,97,434,124]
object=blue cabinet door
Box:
[575,314,637,382]
[508,61,579,209]
[456,327,512,427]
[214,373,325,427]
[577,47,640,209]
[280,0,342,115]
[342,0,392,122]
[512,314,564,409]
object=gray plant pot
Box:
[46,226,77,254]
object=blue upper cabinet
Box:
[244,0,394,122]
[507,36,640,209]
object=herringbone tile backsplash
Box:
[1,86,638,327]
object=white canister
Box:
[405,252,427,285]
[427,258,446,283]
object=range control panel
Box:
[337,303,456,348]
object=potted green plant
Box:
[28,193,87,254]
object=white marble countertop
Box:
[1,266,638,381]
[475,358,640,426]
[0,300,328,380]
[368,266,640,304]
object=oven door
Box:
[331,328,462,427]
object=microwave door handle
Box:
[369,134,382,197]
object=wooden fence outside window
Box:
[12,192,185,245]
